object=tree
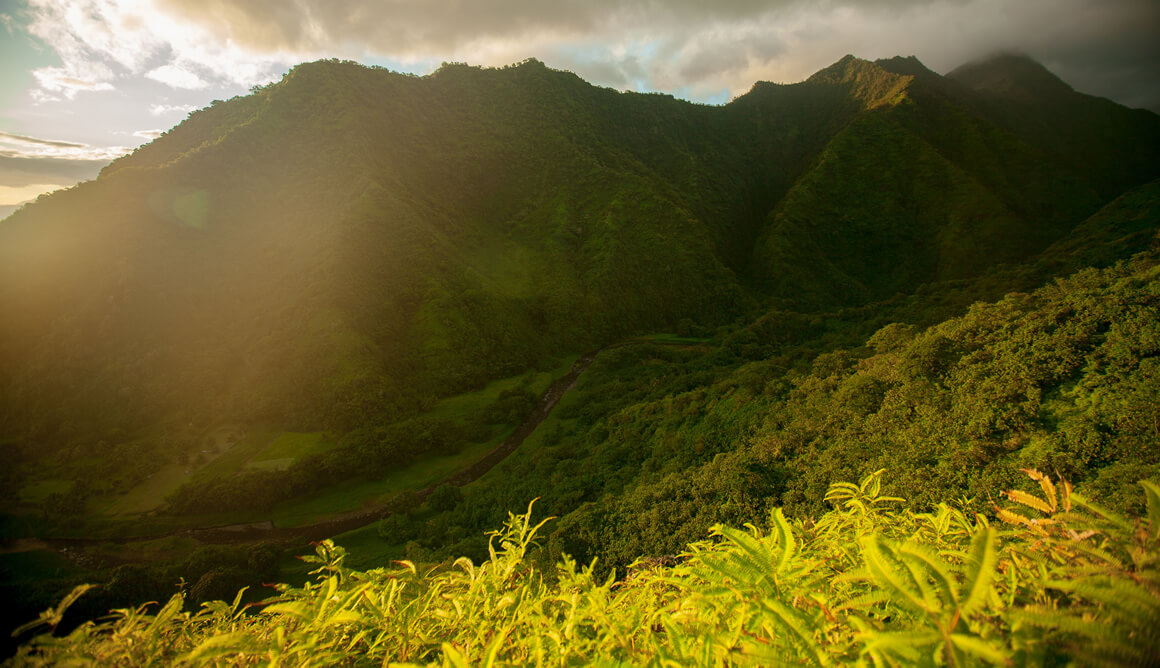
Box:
[428,483,463,512]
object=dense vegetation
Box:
[366,237,1160,577]
[1,51,1159,661]
[10,471,1159,665]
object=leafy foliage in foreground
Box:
[11,471,1159,666]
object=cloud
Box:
[0,183,73,206]
[0,131,130,162]
[0,132,116,211]
[31,67,116,99]
[24,0,298,99]
[145,64,209,89]
[149,103,198,116]
[133,129,164,140]
[18,0,1160,110]
[0,131,87,150]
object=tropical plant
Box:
[9,470,1159,665]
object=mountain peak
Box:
[807,54,875,83]
[947,52,1074,101]
[875,55,937,80]
[803,54,913,109]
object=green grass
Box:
[17,480,73,504]
[184,430,278,486]
[266,356,580,528]
[246,458,296,471]
[94,428,278,517]
[101,464,196,515]
[246,432,332,471]
[270,433,511,528]
[426,354,578,424]
[467,371,591,488]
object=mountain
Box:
[3,55,1160,658]
[947,52,1160,199]
[0,54,1157,517]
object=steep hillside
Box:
[948,53,1160,200]
[750,56,1115,307]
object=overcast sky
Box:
[1,0,1157,218]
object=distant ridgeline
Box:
[0,53,1157,519]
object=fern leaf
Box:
[760,599,828,667]
[949,633,1012,665]
[1003,490,1054,516]
[178,632,255,662]
[11,584,96,637]
[1020,468,1058,512]
[898,542,959,610]
[960,528,998,617]
[145,594,185,635]
[1068,492,1134,533]
[833,591,893,614]
[1141,480,1160,541]
[863,536,929,615]
[262,601,312,621]
[1046,577,1160,620]
[441,642,470,668]
[858,630,939,662]
[772,508,798,573]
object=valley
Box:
[1,52,1158,663]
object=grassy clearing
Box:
[101,465,194,515]
[248,432,331,467]
[468,368,591,487]
[96,428,277,517]
[426,355,579,425]
[264,356,580,528]
[322,360,591,563]
[270,434,511,528]
[184,430,278,487]
[17,480,73,505]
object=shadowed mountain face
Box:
[0,54,1157,452]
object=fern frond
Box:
[759,599,829,667]
[771,508,799,574]
[897,542,959,610]
[1020,469,1058,511]
[1002,490,1054,516]
[862,536,930,616]
[1141,480,1160,542]
[949,633,1011,665]
[960,528,998,617]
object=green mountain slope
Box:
[385,191,1160,576]
[948,53,1160,200]
[750,56,1109,307]
[0,54,1157,524]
